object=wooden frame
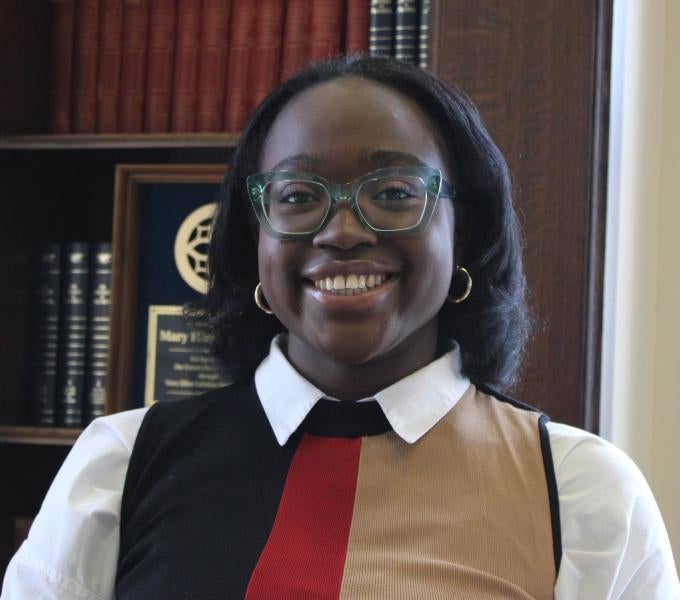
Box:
[107,164,226,415]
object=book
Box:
[72,0,100,133]
[47,0,76,133]
[395,0,417,64]
[144,0,177,133]
[118,0,150,133]
[170,0,201,132]
[369,0,394,57]
[418,0,430,68]
[279,0,309,81]
[223,0,255,132]
[308,0,344,62]
[84,243,112,424]
[345,0,370,55]
[195,0,232,132]
[55,243,90,427]
[248,0,285,112]
[96,0,123,133]
[28,244,61,426]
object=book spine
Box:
[96,0,123,133]
[28,244,61,426]
[56,243,90,428]
[345,0,370,55]
[195,0,231,132]
[48,0,76,133]
[72,0,101,133]
[170,0,202,133]
[118,0,150,133]
[369,0,394,57]
[308,0,344,62]
[418,0,430,69]
[83,243,112,424]
[394,0,417,64]
[279,0,309,82]
[144,0,177,132]
[223,0,255,132]
[248,0,285,112]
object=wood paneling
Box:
[431,1,612,428]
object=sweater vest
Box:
[116,381,561,599]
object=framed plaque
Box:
[108,164,229,413]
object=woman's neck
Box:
[285,323,439,401]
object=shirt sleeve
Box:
[549,421,680,599]
[1,408,148,600]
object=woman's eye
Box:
[279,191,320,204]
[376,187,412,200]
[372,186,417,205]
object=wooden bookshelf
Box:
[0,426,81,446]
[0,133,241,150]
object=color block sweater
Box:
[115,381,558,599]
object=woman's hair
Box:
[188,54,531,390]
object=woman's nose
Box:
[312,205,378,249]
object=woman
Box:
[3,56,678,599]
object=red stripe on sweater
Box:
[244,434,361,599]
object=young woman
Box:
[3,56,678,599]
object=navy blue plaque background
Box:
[131,182,221,409]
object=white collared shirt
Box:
[255,335,471,445]
[2,336,679,599]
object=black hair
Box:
[188,54,531,390]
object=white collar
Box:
[254,335,471,446]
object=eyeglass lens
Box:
[262,175,429,234]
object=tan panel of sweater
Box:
[339,384,555,600]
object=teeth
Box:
[311,273,392,294]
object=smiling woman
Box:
[2,56,678,600]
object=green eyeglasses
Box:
[246,166,456,239]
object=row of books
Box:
[47,0,368,135]
[29,242,112,428]
[48,0,431,136]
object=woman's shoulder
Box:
[546,421,679,598]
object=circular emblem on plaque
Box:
[174,203,217,294]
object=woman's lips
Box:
[302,273,399,309]
[311,273,391,295]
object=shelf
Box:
[0,426,81,446]
[0,133,241,150]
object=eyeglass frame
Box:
[246,166,457,240]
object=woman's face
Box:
[257,77,455,378]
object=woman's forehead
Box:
[259,78,448,177]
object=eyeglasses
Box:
[246,166,456,239]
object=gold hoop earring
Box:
[446,266,472,304]
[254,282,274,314]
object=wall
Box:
[602,0,680,567]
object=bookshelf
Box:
[0,0,612,582]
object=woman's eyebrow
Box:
[365,150,429,167]
[270,153,321,172]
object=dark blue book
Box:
[28,243,62,426]
[369,0,395,57]
[55,242,90,427]
[418,0,431,69]
[84,243,112,424]
[395,0,418,64]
